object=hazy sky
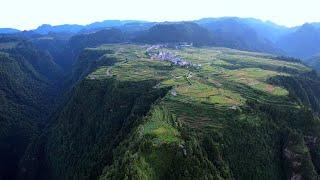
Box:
[1,0,319,30]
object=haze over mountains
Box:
[1,16,320,180]
[1,17,320,66]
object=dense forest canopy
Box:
[1,17,320,180]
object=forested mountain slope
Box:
[197,18,282,54]
[4,18,320,70]
[276,23,320,58]
[307,55,320,72]
[196,17,290,43]
[0,38,64,179]
[18,44,320,180]
[2,16,320,180]
[134,22,213,46]
[31,37,72,71]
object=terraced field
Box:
[89,44,306,107]
[88,44,308,134]
[85,44,319,179]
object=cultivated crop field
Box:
[88,44,306,105]
[87,44,318,179]
[87,44,308,138]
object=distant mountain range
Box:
[307,54,320,71]
[134,22,214,46]
[276,23,320,58]
[1,17,320,69]
[32,20,148,35]
[0,28,21,34]
[2,18,320,180]
[196,18,283,54]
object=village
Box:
[146,43,202,68]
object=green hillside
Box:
[0,39,64,179]
[134,22,213,46]
[307,55,320,72]
[19,44,320,180]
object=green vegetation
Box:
[134,22,213,46]
[142,106,181,143]
[17,44,320,180]
[98,45,320,179]
[0,39,63,179]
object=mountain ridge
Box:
[2,17,320,61]
[16,44,320,180]
[1,17,320,180]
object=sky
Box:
[1,0,319,30]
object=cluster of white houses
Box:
[152,51,191,66]
[146,44,201,68]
